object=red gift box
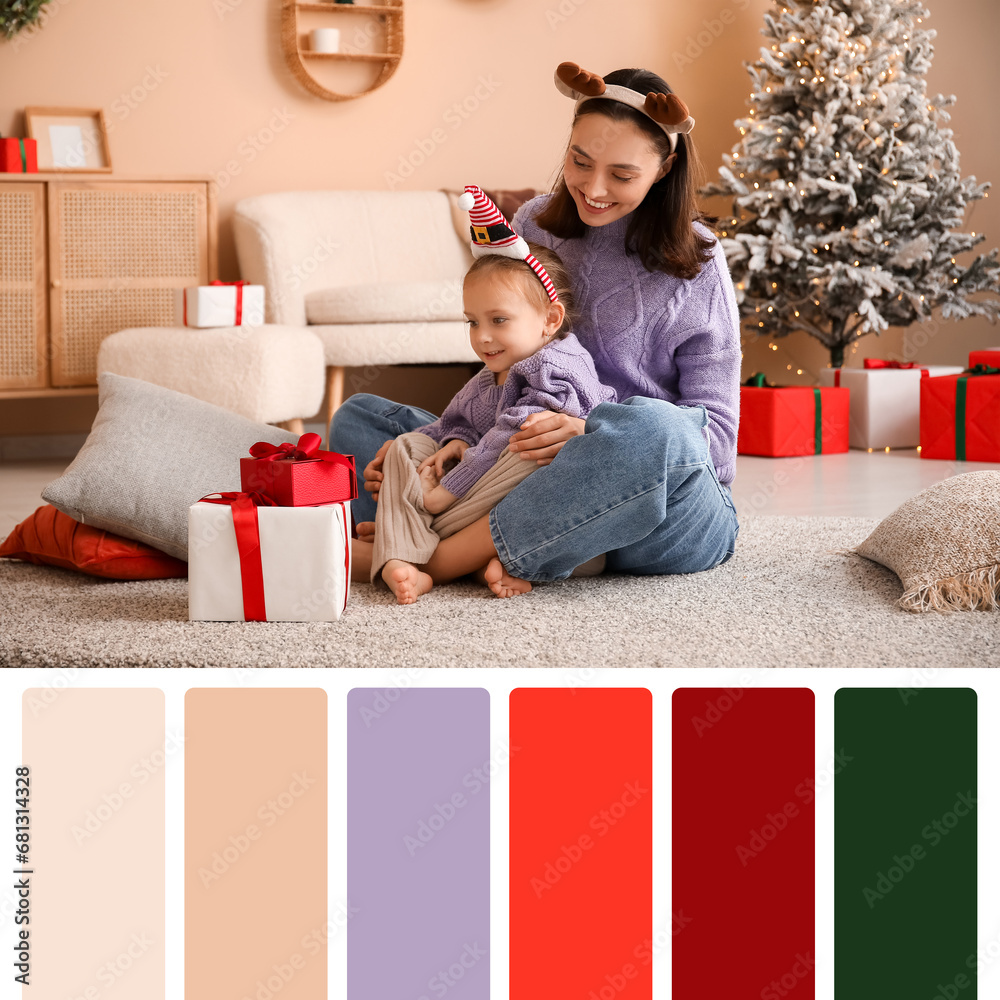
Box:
[920,369,1000,462]
[738,381,850,456]
[969,349,1000,369]
[240,432,358,506]
[0,138,38,173]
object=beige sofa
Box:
[233,190,480,432]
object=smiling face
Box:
[463,269,564,384]
[562,112,676,228]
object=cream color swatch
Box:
[185,689,327,1000]
[21,687,165,1000]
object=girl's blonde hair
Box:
[464,243,576,338]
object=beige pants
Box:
[370,432,538,583]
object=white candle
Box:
[310,28,340,53]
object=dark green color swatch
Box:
[835,688,977,1000]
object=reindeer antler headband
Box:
[554,62,695,153]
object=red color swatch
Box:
[510,688,652,1000]
[673,688,815,1000]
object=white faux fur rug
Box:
[1,516,996,669]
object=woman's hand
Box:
[417,439,469,479]
[508,412,586,466]
[363,439,394,503]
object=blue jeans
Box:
[330,393,739,581]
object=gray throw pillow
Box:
[42,373,297,560]
[854,471,1000,612]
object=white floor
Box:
[2,451,998,540]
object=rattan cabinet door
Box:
[0,182,48,390]
[48,181,209,387]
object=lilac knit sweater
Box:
[512,195,742,485]
[413,332,616,498]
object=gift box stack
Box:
[737,373,850,456]
[920,352,1000,462]
[175,279,265,327]
[818,359,964,450]
[0,136,38,173]
[188,433,358,622]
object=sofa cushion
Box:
[305,279,465,325]
[42,373,297,560]
[1,504,188,579]
[853,471,1000,612]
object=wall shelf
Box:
[298,50,401,62]
[281,0,403,101]
[295,2,401,13]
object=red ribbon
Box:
[863,359,920,370]
[211,280,251,325]
[249,432,324,463]
[198,491,277,621]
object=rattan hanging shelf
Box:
[281,0,404,101]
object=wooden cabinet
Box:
[0,175,216,396]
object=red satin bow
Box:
[210,279,250,325]
[198,491,277,621]
[249,432,323,463]
[863,359,919,369]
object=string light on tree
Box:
[701,0,1000,367]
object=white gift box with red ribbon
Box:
[188,497,351,622]
[175,281,266,328]
[818,362,964,449]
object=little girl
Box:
[358,185,616,604]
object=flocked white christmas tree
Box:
[702,0,1000,368]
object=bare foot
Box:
[483,557,532,599]
[356,521,376,541]
[352,537,374,582]
[382,559,434,605]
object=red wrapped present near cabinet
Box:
[920,366,1000,462]
[240,432,358,506]
[738,375,850,457]
[0,137,38,173]
[969,349,1000,369]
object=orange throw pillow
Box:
[0,505,187,580]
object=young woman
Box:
[331,63,740,588]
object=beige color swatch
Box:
[185,689,327,1000]
[21,687,165,1000]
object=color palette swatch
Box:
[835,688,977,999]
[510,688,653,1000]
[347,687,491,1000]
[185,688,328,1000]
[13,681,986,999]
[21,688,165,999]
[673,688,815,999]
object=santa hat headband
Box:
[457,185,559,303]
[554,62,695,153]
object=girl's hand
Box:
[419,465,456,514]
[364,439,394,503]
[417,439,469,479]
[508,412,586,466]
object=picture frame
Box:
[24,106,112,173]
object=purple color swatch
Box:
[348,688,490,1000]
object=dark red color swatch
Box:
[673,688,815,1000]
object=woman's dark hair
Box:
[535,67,715,280]
[464,242,576,338]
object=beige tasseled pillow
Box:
[854,471,1000,612]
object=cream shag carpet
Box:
[1,516,996,669]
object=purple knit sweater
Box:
[413,332,616,498]
[512,195,742,485]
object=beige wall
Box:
[1,0,997,436]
